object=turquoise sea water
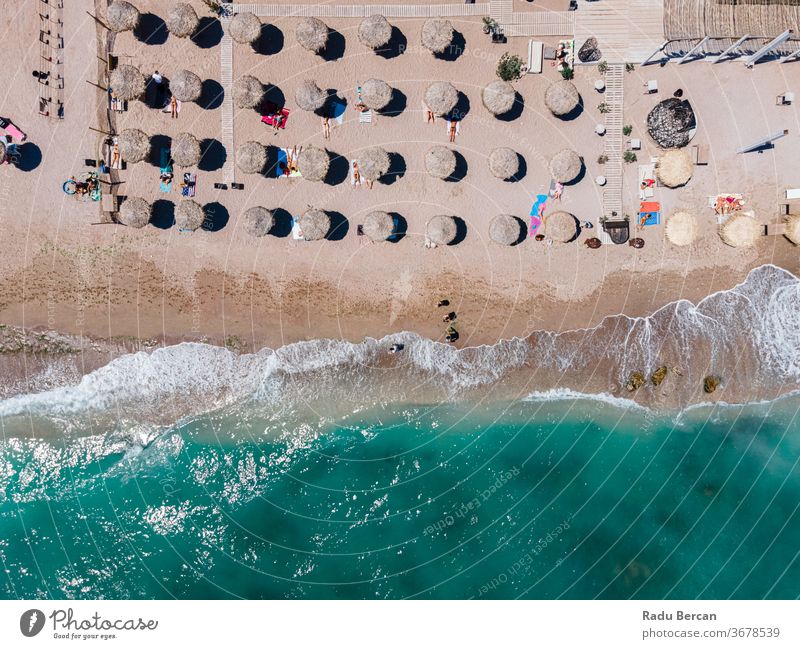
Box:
[1,393,799,599]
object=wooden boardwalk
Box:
[600,63,624,241]
[219,18,235,185]
[231,3,489,18]
[575,0,664,63]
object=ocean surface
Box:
[1,265,799,599]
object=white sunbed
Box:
[786,188,800,200]
[359,109,372,124]
[527,40,543,74]
[638,164,655,199]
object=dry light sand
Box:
[0,0,798,376]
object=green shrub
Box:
[497,53,524,82]
[598,60,608,73]
[559,66,574,80]
[597,103,610,114]
[597,154,608,164]
[623,151,637,163]
[622,125,633,136]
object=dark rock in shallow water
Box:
[647,98,696,149]
[578,37,601,63]
[626,372,646,391]
[703,375,720,394]
[651,366,668,386]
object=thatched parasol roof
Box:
[647,98,696,149]
[363,210,394,242]
[107,1,140,33]
[482,80,516,117]
[549,149,582,184]
[490,214,523,246]
[295,80,327,112]
[298,209,330,241]
[232,75,264,109]
[719,214,761,248]
[489,147,519,180]
[356,147,390,182]
[545,211,578,243]
[166,3,199,38]
[421,18,453,54]
[427,215,458,246]
[117,128,150,164]
[656,149,693,188]
[0,142,6,162]
[236,141,267,174]
[229,11,261,44]
[109,64,145,101]
[242,206,275,237]
[170,70,202,103]
[361,78,393,111]
[665,211,697,246]
[172,132,202,168]
[785,215,800,246]
[358,14,392,50]
[545,80,580,116]
[119,197,151,228]
[296,17,329,53]
[425,146,456,179]
[175,199,205,231]
[425,81,458,116]
[298,146,330,182]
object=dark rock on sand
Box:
[578,37,601,63]
[703,375,720,394]
[651,366,668,386]
[625,372,646,391]
[647,98,696,149]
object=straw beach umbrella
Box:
[425,82,458,116]
[236,141,267,174]
[295,80,327,112]
[172,132,202,168]
[361,78,393,111]
[166,3,199,38]
[359,15,392,50]
[425,146,456,179]
[119,197,151,228]
[117,128,150,164]
[298,146,330,182]
[356,147,390,183]
[427,215,458,246]
[170,70,202,103]
[482,80,515,117]
[545,80,579,116]
[665,211,697,247]
[298,209,330,241]
[490,214,523,246]
[421,18,453,54]
[242,207,275,237]
[656,149,693,188]
[0,142,6,163]
[296,17,329,53]
[785,215,800,245]
[549,149,582,184]
[719,214,761,248]
[175,200,205,231]
[109,64,145,101]
[363,210,394,242]
[545,211,578,243]
[232,75,264,109]
[489,147,519,180]
[229,11,261,44]
[107,1,140,33]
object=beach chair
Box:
[349,160,362,187]
[527,40,543,74]
[181,172,196,197]
[108,89,126,112]
[159,148,173,193]
[0,117,27,142]
[638,164,656,199]
[359,109,372,124]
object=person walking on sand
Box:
[152,70,165,105]
[426,109,435,124]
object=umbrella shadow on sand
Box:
[377,27,407,60]
[199,139,226,172]
[496,92,525,122]
[325,153,350,186]
[13,143,42,172]
[325,210,349,240]
[254,24,284,55]
[381,88,407,117]
[199,80,224,110]
[192,17,223,49]
[134,13,167,45]
[451,216,468,245]
[202,202,229,232]
[388,213,407,242]
[320,29,346,62]
[445,151,468,183]
[151,200,175,229]
[270,208,294,238]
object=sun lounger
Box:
[786,188,800,200]
[691,144,708,165]
[291,218,304,240]
[0,118,26,142]
[527,40,543,74]
[108,89,126,112]
[102,193,116,214]
[277,148,301,178]
[181,172,196,197]
[638,164,656,199]
[359,109,372,124]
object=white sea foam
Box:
[523,388,653,413]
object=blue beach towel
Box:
[530,194,547,217]
[276,148,288,177]
[639,211,661,226]
[331,101,346,125]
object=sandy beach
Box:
[0,0,798,397]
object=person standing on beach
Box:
[152,70,165,105]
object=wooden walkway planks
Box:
[219,17,235,185]
[600,63,624,240]
[575,0,664,63]
[231,4,490,18]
